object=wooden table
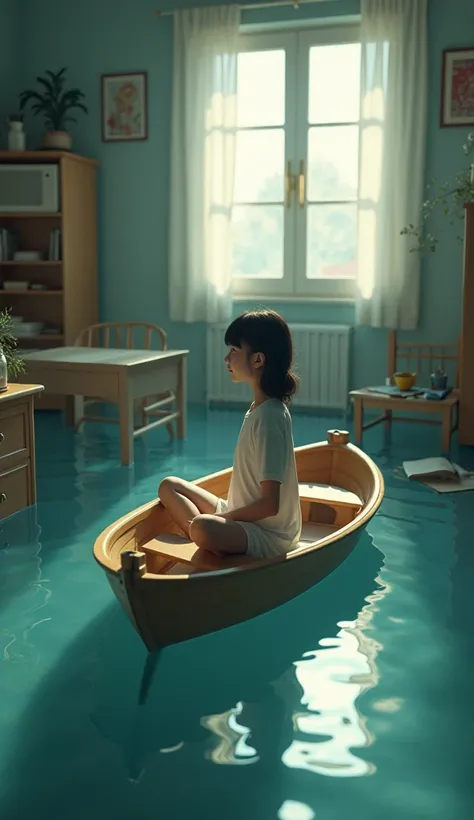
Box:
[349,387,460,452]
[22,347,188,466]
[0,383,44,520]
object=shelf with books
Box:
[0,224,62,263]
[0,260,62,266]
[17,335,64,343]
[0,150,98,410]
[0,212,62,219]
[0,289,63,296]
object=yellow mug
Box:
[393,371,416,390]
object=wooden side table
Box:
[349,388,460,452]
[0,383,44,520]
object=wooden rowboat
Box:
[93,429,384,652]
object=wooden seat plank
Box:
[142,533,256,570]
[298,482,362,508]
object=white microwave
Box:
[0,163,59,212]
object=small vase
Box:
[430,370,448,390]
[7,120,26,151]
[0,346,8,392]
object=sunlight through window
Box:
[231,27,361,299]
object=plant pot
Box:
[42,130,72,150]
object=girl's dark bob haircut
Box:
[225,308,299,404]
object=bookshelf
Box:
[0,151,99,410]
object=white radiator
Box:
[206,323,351,410]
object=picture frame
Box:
[101,72,148,142]
[440,47,474,127]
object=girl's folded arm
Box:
[221,480,280,522]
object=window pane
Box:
[232,205,283,278]
[237,50,285,127]
[234,129,284,203]
[307,125,358,201]
[309,43,361,124]
[306,204,357,279]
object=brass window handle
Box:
[298,159,305,207]
[285,161,296,208]
[285,160,305,207]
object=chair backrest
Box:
[387,330,460,388]
[75,322,167,352]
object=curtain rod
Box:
[155,0,340,18]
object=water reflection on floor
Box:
[0,405,472,819]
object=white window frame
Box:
[232,31,298,299]
[231,23,361,302]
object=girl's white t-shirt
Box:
[227,398,302,550]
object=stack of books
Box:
[48,228,62,260]
[402,457,474,493]
[367,385,426,398]
[0,228,18,260]
[367,385,452,400]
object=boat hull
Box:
[93,432,384,651]
[106,524,364,651]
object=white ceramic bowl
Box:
[13,251,43,261]
[15,322,44,337]
[3,281,29,290]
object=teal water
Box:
[0,406,472,820]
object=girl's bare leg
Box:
[189,514,248,555]
[158,476,220,537]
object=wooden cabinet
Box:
[0,384,43,520]
[459,203,474,446]
[0,150,99,410]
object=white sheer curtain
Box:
[357,0,428,329]
[168,5,240,324]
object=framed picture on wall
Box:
[441,47,474,127]
[101,71,148,141]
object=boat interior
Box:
[99,436,378,579]
[137,479,365,577]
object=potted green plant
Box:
[401,132,474,252]
[19,67,88,151]
[0,308,25,392]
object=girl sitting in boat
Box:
[159,309,302,559]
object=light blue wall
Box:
[13,0,474,400]
[0,0,21,128]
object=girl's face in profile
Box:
[224,343,263,384]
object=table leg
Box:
[65,396,75,427]
[353,398,363,444]
[384,409,393,433]
[177,356,187,440]
[119,392,134,466]
[441,407,453,453]
[73,395,84,430]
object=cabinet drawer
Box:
[0,403,28,463]
[0,461,31,520]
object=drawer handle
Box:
[0,493,6,503]
[0,432,4,443]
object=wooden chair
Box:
[74,322,175,438]
[349,331,461,452]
